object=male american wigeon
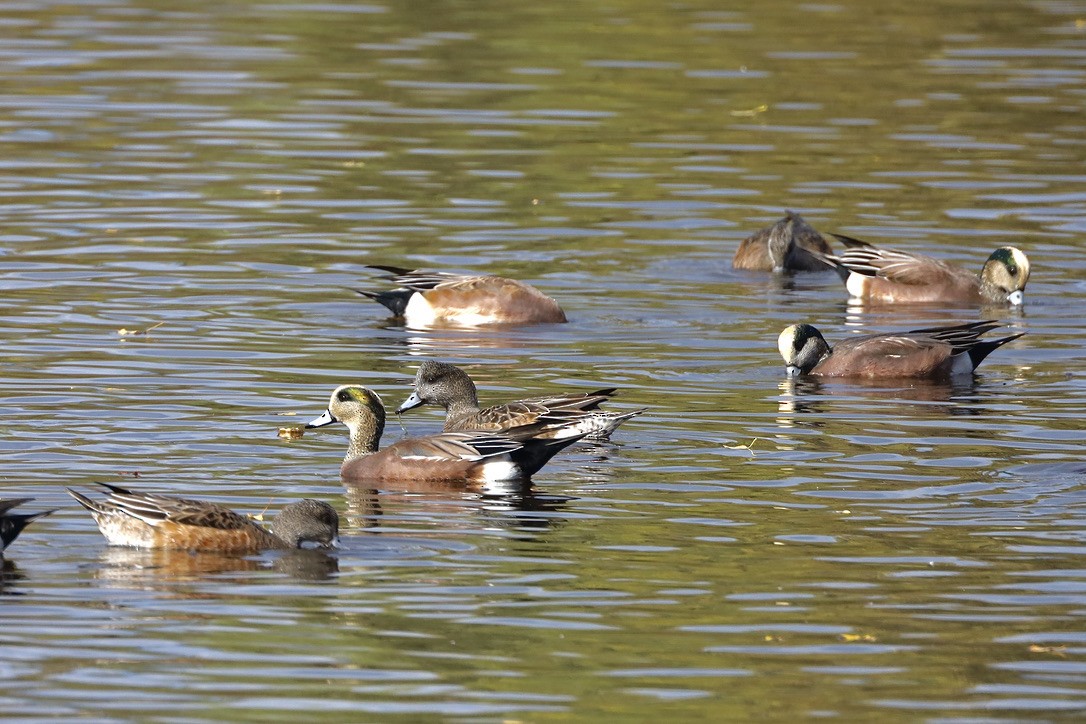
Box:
[821,235,1030,306]
[68,484,339,553]
[306,384,588,483]
[732,211,837,272]
[777,320,1024,379]
[396,360,644,439]
[0,498,54,558]
[355,265,567,326]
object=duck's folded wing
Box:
[835,246,959,286]
[396,433,524,461]
[366,265,466,291]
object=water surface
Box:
[2,0,1086,720]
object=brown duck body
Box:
[357,266,567,326]
[733,211,835,272]
[68,484,338,553]
[824,236,1031,306]
[308,385,588,484]
[778,321,1024,379]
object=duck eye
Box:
[336,390,354,402]
[1007,264,1017,275]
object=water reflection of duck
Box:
[89,546,338,584]
[776,375,988,427]
[340,479,573,535]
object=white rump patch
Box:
[845,273,868,300]
[402,293,437,327]
[479,460,519,483]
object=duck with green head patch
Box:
[307,384,589,483]
[816,235,1030,306]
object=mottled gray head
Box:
[397,360,478,413]
[270,499,340,549]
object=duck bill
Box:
[1006,290,1024,306]
[396,391,425,414]
[305,409,338,429]
[785,365,802,378]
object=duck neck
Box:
[976,275,1001,303]
[445,396,481,424]
[345,415,384,461]
[443,378,481,424]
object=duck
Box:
[732,211,837,272]
[306,384,588,483]
[354,265,567,326]
[1,498,55,558]
[821,235,1030,306]
[68,484,339,553]
[396,360,644,439]
[777,320,1024,379]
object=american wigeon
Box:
[822,235,1030,306]
[396,360,644,439]
[777,320,1024,379]
[355,265,567,326]
[306,384,587,483]
[732,211,836,272]
[68,484,339,552]
[0,498,54,558]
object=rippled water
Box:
[2,0,1086,720]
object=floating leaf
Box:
[278,426,305,440]
[725,438,759,455]
[117,321,165,337]
[1028,644,1067,657]
[730,104,768,117]
[840,633,878,643]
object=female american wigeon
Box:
[1,498,54,558]
[396,360,644,439]
[777,320,1023,379]
[306,384,587,483]
[355,265,567,326]
[823,235,1030,306]
[68,484,339,553]
[732,211,836,272]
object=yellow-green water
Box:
[2,0,1085,720]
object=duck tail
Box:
[350,288,412,316]
[968,332,1025,370]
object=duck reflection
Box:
[776,375,985,427]
[0,559,28,592]
[89,546,338,585]
[842,301,1027,329]
[341,477,573,536]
